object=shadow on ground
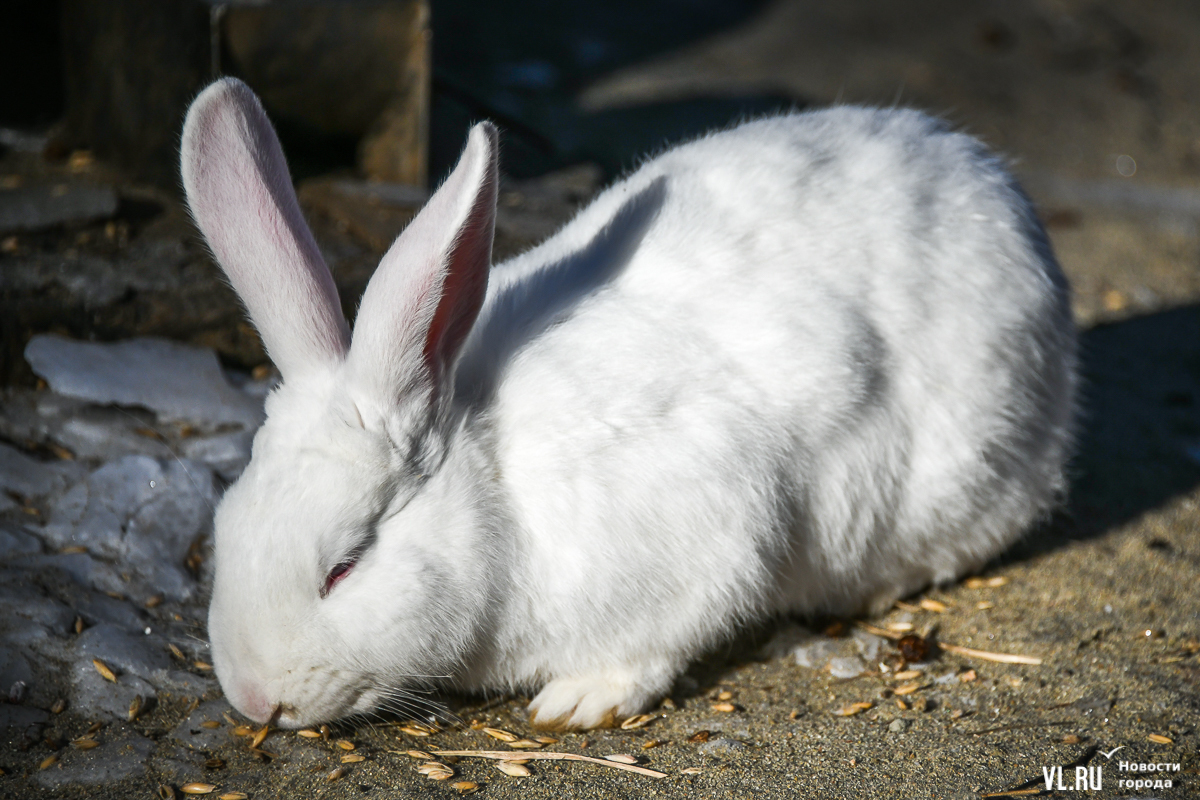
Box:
[1009,303,1200,562]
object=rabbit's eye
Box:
[321,558,357,598]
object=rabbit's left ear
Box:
[348,122,498,421]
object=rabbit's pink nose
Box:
[233,682,275,724]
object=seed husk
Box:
[534,736,559,744]
[496,761,531,777]
[960,670,978,682]
[893,683,922,696]
[200,720,221,729]
[194,661,213,671]
[976,601,995,610]
[1061,734,1081,744]
[895,699,908,710]
[887,621,915,632]
[60,545,87,555]
[642,739,663,749]
[72,737,99,750]
[39,754,58,770]
[1148,734,1173,744]
[399,725,431,737]
[181,784,217,795]
[919,599,949,612]
[834,702,873,717]
[681,767,703,775]
[232,726,254,737]
[417,761,450,775]
[687,730,711,743]
[712,702,736,713]
[326,766,346,782]
[128,695,143,721]
[205,757,225,769]
[336,739,355,751]
[892,670,921,681]
[620,714,657,730]
[716,690,733,700]
[426,767,455,781]
[964,576,1006,588]
[73,616,84,634]
[92,658,117,682]
[159,785,176,800]
[250,726,269,749]
[482,727,519,742]
[144,595,163,608]
[506,739,543,750]
[297,729,321,738]
[218,794,248,800]
[451,781,479,794]
[341,754,365,763]
[86,721,103,735]
[169,644,186,660]
[51,698,66,714]
[406,749,433,759]
[604,754,638,764]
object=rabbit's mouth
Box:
[272,703,303,728]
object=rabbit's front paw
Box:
[527,669,668,730]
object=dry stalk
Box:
[432,750,667,779]
[856,622,1042,664]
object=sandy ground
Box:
[2,1,1199,798]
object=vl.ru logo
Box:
[1043,765,1103,792]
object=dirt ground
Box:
[2,1,1200,798]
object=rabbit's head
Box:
[182,78,499,726]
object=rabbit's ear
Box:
[348,122,498,419]
[181,78,350,381]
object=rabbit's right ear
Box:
[181,78,350,381]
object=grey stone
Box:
[75,623,171,679]
[170,698,237,750]
[182,429,254,481]
[69,655,157,722]
[25,335,264,428]
[0,183,119,234]
[35,730,155,789]
[759,622,817,660]
[888,718,909,733]
[827,656,868,679]
[792,639,840,669]
[41,455,216,599]
[0,646,35,689]
[0,441,72,498]
[67,624,216,720]
[0,578,75,633]
[852,630,886,663]
[0,703,49,732]
[55,413,175,460]
[0,522,42,558]
[30,551,129,598]
[698,737,750,757]
[78,591,149,631]
[157,669,216,696]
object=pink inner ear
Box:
[423,197,495,382]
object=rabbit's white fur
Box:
[182,78,1075,730]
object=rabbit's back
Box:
[465,107,1073,683]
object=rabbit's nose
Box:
[231,681,275,723]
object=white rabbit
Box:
[181,78,1075,730]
